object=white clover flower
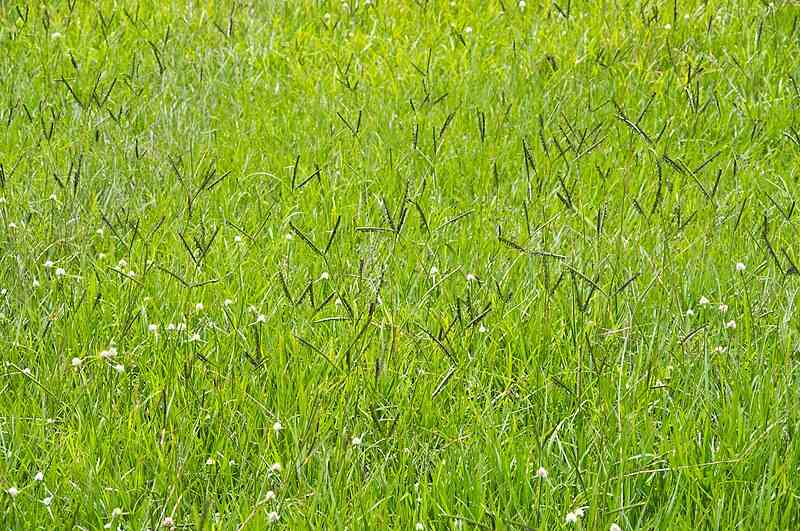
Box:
[114,364,125,374]
[664,23,672,29]
[273,421,282,433]
[285,233,293,240]
[352,435,362,447]
[565,512,578,524]
[162,516,175,527]
[466,273,477,282]
[735,262,746,272]
[265,490,276,501]
[55,267,66,278]
[43,495,53,506]
[699,296,709,305]
[574,507,585,518]
[610,524,622,531]
[71,357,82,368]
[319,271,330,280]
[195,302,204,311]
[6,486,18,498]
[34,471,44,481]
[189,333,201,342]
[464,26,473,34]
[255,314,266,324]
[268,511,280,524]
[166,323,176,332]
[518,0,526,9]
[126,270,136,278]
[8,222,17,229]
[206,457,215,466]
[32,279,40,287]
[148,324,158,333]
[430,266,439,276]
[686,308,695,316]
[535,466,548,479]
[270,462,282,473]
[234,235,242,243]
[223,299,233,307]
[112,507,123,518]
[725,320,736,329]
[416,524,425,531]
[335,298,342,306]
[718,303,728,313]
[44,260,54,268]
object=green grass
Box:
[2,0,800,529]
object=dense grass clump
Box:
[2,0,800,529]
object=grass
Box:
[2,0,800,528]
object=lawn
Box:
[2,0,800,529]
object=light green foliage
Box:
[1,0,800,528]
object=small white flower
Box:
[166,323,176,332]
[664,23,672,29]
[416,524,425,531]
[725,320,736,329]
[44,260,54,269]
[0,197,5,203]
[206,457,215,466]
[6,486,18,498]
[55,267,66,278]
[574,507,585,518]
[464,26,473,34]
[189,333,201,342]
[268,511,280,524]
[32,279,40,287]
[714,345,727,354]
[699,296,709,305]
[610,524,622,531]
[118,259,128,269]
[335,298,342,306]
[234,235,242,243]
[265,490,276,501]
[223,298,233,307]
[148,324,158,333]
[270,462,282,473]
[8,222,17,229]
[466,273,477,282]
[71,357,82,367]
[518,0,526,9]
[273,421,283,433]
[96,228,104,236]
[429,266,439,276]
[34,471,44,481]
[51,32,62,39]
[319,271,330,280]
[686,308,695,316]
[126,270,136,278]
[256,314,266,324]
[352,435,362,447]
[718,303,728,313]
[565,512,578,524]
[735,262,746,272]
[112,507,123,518]
[162,516,175,527]
[195,302,204,311]
[285,233,293,240]
[478,323,488,333]
[114,364,125,374]
[42,495,53,506]
[22,367,32,376]
[535,466,548,479]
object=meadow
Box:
[2,0,800,529]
